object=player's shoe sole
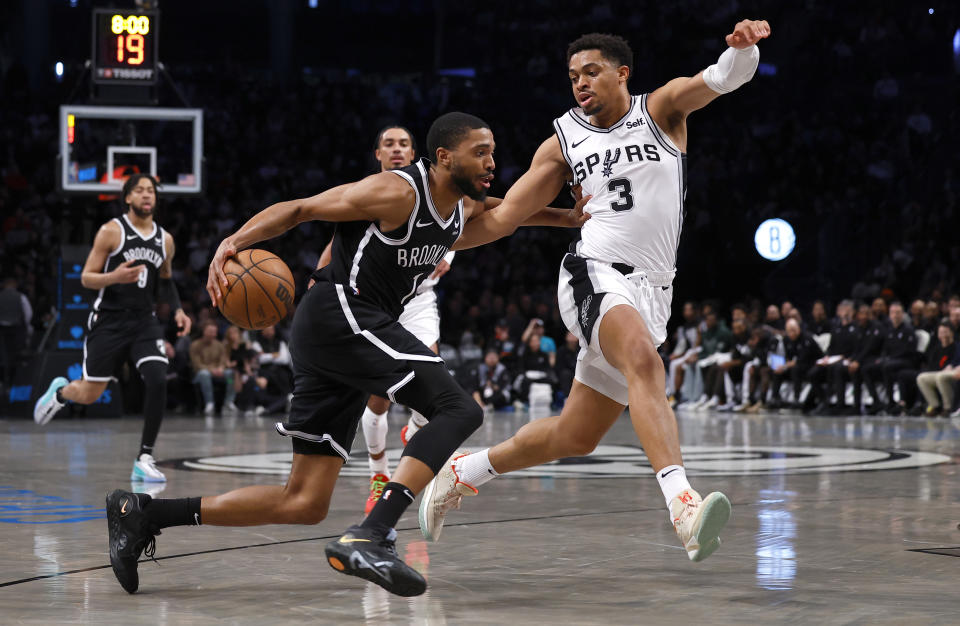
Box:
[686,492,731,562]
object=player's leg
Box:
[402,341,437,444]
[105,451,343,594]
[597,303,730,562]
[362,394,392,515]
[130,329,171,482]
[398,291,440,445]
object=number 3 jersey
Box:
[94,214,167,313]
[554,93,687,272]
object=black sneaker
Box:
[324,525,426,597]
[106,489,160,594]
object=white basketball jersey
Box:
[554,93,686,272]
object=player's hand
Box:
[174,308,192,337]
[430,259,452,280]
[207,239,238,307]
[726,19,770,48]
[112,260,143,285]
[848,361,860,374]
[569,185,592,228]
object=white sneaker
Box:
[223,402,239,414]
[732,402,750,412]
[130,453,167,483]
[34,377,69,425]
[203,402,215,416]
[950,407,960,418]
[695,396,719,412]
[418,450,477,542]
[670,489,731,562]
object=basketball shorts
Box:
[557,253,674,405]
[277,280,444,461]
[83,310,168,382]
[398,288,440,348]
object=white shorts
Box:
[557,253,674,405]
[398,288,440,348]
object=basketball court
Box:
[1,408,957,624]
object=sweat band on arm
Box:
[701,45,760,94]
[158,277,182,312]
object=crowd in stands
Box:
[1,2,958,416]
[668,296,960,417]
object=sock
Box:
[368,454,389,478]
[138,445,153,459]
[362,407,388,456]
[141,496,203,529]
[454,448,499,489]
[409,410,429,428]
[361,482,414,531]
[656,465,692,507]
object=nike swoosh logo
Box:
[416,220,434,228]
[194,513,201,526]
[572,137,589,148]
[660,468,680,478]
[339,537,372,544]
[120,499,128,514]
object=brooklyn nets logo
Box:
[164,445,951,478]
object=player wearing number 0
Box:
[33,174,191,482]
[101,113,590,597]
[420,22,771,563]
[313,126,454,516]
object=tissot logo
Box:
[165,445,951,478]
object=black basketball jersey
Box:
[326,158,464,319]
[94,214,167,313]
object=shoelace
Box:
[370,479,387,501]
[139,522,162,565]
[673,498,699,531]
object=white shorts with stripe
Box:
[557,253,674,405]
[398,288,440,348]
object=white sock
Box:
[368,454,389,478]
[409,410,429,428]
[362,407,388,456]
[656,465,692,507]
[454,448,499,488]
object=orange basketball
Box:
[219,249,295,330]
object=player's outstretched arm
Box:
[207,173,414,304]
[647,19,769,131]
[453,136,571,250]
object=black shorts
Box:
[83,310,167,382]
[276,280,444,460]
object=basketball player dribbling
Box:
[102,113,589,597]
[420,21,771,564]
[313,126,456,515]
[33,174,191,483]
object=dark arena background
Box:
[0,1,958,623]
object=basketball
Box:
[219,249,295,330]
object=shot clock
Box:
[91,8,159,85]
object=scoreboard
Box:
[91,9,159,85]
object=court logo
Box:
[165,445,952,479]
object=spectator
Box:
[189,320,238,415]
[472,349,512,410]
[948,306,960,336]
[764,304,784,332]
[555,331,579,399]
[712,319,751,410]
[862,301,918,414]
[913,323,960,416]
[667,301,700,405]
[0,277,32,388]
[485,317,518,368]
[846,304,884,414]
[809,300,831,335]
[908,299,925,331]
[770,318,824,410]
[872,297,890,329]
[734,328,773,412]
[251,324,293,400]
[921,301,940,333]
[685,311,733,410]
[521,318,556,367]
[514,333,557,405]
[809,300,860,414]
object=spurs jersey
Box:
[94,214,167,313]
[326,158,464,319]
[554,93,687,272]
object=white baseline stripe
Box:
[335,284,443,363]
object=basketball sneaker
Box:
[131,454,167,483]
[364,473,390,516]
[418,450,477,542]
[106,489,160,594]
[33,377,68,425]
[325,525,426,597]
[670,489,731,562]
